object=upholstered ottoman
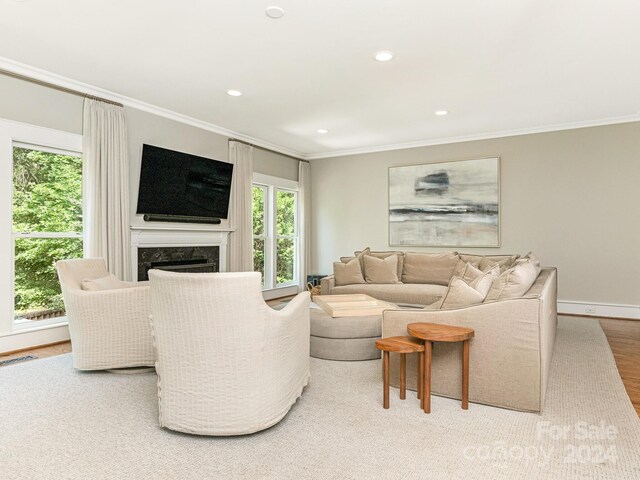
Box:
[310,306,382,361]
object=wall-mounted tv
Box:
[136,144,234,221]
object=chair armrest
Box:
[266,291,311,329]
[320,275,335,295]
[262,291,311,403]
[66,285,151,327]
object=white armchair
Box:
[56,258,155,370]
[149,269,311,436]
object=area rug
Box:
[1,317,638,479]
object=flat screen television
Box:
[136,144,234,221]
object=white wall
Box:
[311,122,640,308]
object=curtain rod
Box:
[229,138,309,163]
[0,68,124,107]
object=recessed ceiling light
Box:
[374,51,394,62]
[317,129,329,134]
[435,110,448,116]
[265,6,285,19]
[226,89,243,97]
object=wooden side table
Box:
[375,336,425,409]
[407,323,474,414]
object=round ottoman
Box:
[310,307,382,361]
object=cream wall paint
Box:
[0,75,83,134]
[254,147,299,181]
[311,122,640,306]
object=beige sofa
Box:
[319,250,558,412]
[384,268,557,412]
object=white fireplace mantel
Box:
[130,225,234,280]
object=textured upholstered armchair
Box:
[56,258,155,370]
[149,270,311,436]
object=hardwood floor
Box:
[599,318,640,416]
[2,315,639,417]
[0,341,71,366]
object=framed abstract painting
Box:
[389,157,500,247]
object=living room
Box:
[1,1,639,479]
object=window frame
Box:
[252,173,299,300]
[0,119,83,339]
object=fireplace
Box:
[137,246,220,281]
[130,227,230,281]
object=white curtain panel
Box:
[228,141,254,272]
[298,161,311,291]
[83,98,131,280]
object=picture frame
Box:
[388,156,500,247]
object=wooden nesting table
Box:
[407,323,474,414]
[375,336,425,409]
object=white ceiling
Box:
[1,0,640,158]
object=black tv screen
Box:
[136,144,234,219]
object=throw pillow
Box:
[81,274,127,291]
[459,262,483,284]
[363,254,400,284]
[438,277,486,309]
[484,258,540,302]
[333,258,365,286]
[468,267,499,298]
[355,248,404,280]
[401,252,459,286]
[478,254,520,273]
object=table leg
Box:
[424,341,432,414]
[400,353,406,400]
[383,350,390,409]
[462,339,469,410]
[418,351,423,404]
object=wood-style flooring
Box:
[599,318,640,415]
[2,315,638,416]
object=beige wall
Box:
[254,147,299,181]
[310,122,640,306]
[0,75,83,133]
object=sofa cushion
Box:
[479,254,520,273]
[330,283,447,306]
[81,274,127,291]
[333,258,365,286]
[439,277,486,309]
[355,248,404,280]
[363,254,400,284]
[401,252,459,286]
[484,257,541,302]
[458,254,483,268]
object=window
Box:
[252,174,299,298]
[12,145,83,327]
[0,119,83,342]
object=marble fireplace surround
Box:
[130,226,232,282]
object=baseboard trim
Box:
[557,301,640,320]
[0,324,70,354]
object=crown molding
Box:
[305,114,640,160]
[0,56,306,160]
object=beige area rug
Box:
[1,317,638,480]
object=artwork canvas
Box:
[389,157,500,247]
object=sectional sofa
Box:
[319,249,558,412]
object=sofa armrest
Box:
[383,297,547,412]
[320,275,335,295]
